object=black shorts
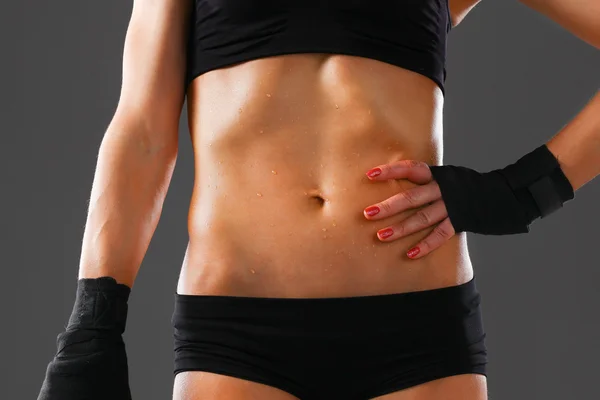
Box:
[172,277,487,400]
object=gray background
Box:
[2,1,599,399]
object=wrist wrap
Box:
[429,144,574,235]
[38,276,132,400]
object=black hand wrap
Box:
[429,144,574,235]
[38,276,132,400]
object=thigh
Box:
[369,374,488,400]
[172,371,302,400]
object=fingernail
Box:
[378,228,394,239]
[407,246,420,258]
[364,206,380,217]
[366,168,381,178]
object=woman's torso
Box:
[177,53,474,298]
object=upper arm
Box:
[518,0,600,49]
[111,0,193,148]
[448,0,482,29]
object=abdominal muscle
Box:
[176,53,473,299]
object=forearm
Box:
[546,89,600,191]
[78,120,178,288]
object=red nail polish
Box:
[366,168,382,178]
[378,228,394,239]
[407,246,420,258]
[365,206,380,216]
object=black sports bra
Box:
[185,0,452,95]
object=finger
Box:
[406,217,456,259]
[366,160,432,184]
[364,181,442,220]
[376,199,447,241]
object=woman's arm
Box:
[546,90,600,192]
[78,0,193,288]
[38,2,193,399]
[517,0,600,191]
[448,0,483,29]
[361,0,600,259]
[519,0,600,49]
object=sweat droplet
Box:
[250,269,256,274]
[271,170,277,175]
[257,193,263,197]
[266,93,271,97]
[322,228,327,232]
[335,104,339,109]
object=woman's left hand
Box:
[363,160,456,260]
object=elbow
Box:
[102,129,179,163]
[135,132,179,159]
[104,114,179,159]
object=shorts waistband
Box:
[173,276,481,328]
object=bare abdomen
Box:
[177,54,473,298]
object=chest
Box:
[194,0,450,28]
